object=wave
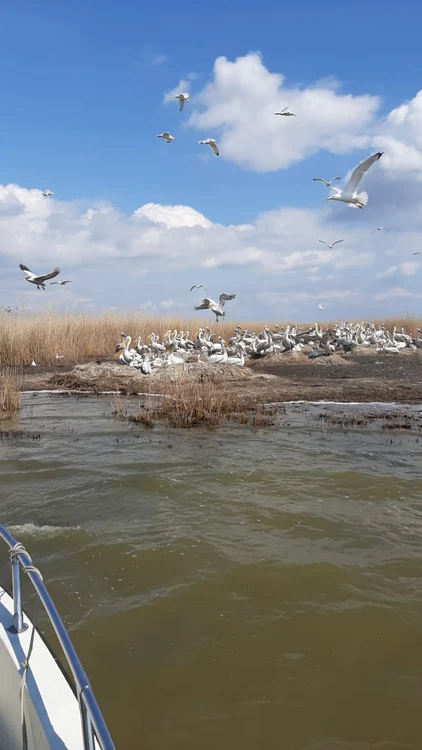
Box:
[6,523,82,539]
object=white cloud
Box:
[374,91,422,177]
[151,53,168,66]
[160,298,184,310]
[374,287,422,301]
[187,52,379,172]
[134,203,211,229]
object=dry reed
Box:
[0,368,22,419]
[1,309,421,368]
[112,371,276,429]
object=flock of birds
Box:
[15,91,421,317]
[113,321,422,375]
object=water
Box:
[1,393,422,749]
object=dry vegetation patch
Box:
[0,368,22,419]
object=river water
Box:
[1,393,422,750]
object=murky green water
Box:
[1,394,422,749]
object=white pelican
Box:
[190,284,207,292]
[51,280,71,285]
[194,293,236,323]
[312,177,341,188]
[19,263,60,290]
[371,226,389,234]
[318,239,344,250]
[30,360,36,367]
[42,189,54,197]
[275,107,296,116]
[198,139,219,156]
[55,354,64,360]
[175,93,189,111]
[157,132,175,143]
[327,152,383,209]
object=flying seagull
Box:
[51,280,72,285]
[371,226,389,234]
[318,239,344,250]
[42,189,54,197]
[275,107,296,117]
[190,284,207,292]
[318,304,324,310]
[194,293,236,323]
[313,177,341,188]
[157,132,175,143]
[327,152,383,209]
[19,263,60,290]
[175,93,190,111]
[198,139,219,156]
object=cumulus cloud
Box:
[374,287,422,301]
[160,298,184,310]
[374,91,422,177]
[187,52,379,172]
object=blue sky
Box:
[1,0,422,320]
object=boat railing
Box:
[0,524,115,750]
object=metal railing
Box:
[0,524,115,749]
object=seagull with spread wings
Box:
[194,293,236,322]
[318,239,344,250]
[199,139,219,156]
[371,226,389,234]
[190,284,207,292]
[174,93,190,111]
[313,177,341,188]
[51,280,72,286]
[275,107,296,116]
[19,263,60,290]
[327,152,383,208]
[157,132,175,143]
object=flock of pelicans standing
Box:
[115,321,422,374]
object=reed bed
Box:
[112,369,276,429]
[0,368,22,419]
[1,309,421,368]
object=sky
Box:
[1,0,422,321]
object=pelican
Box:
[55,354,64,360]
[198,139,219,156]
[175,93,189,111]
[275,107,295,116]
[51,280,71,285]
[42,189,54,197]
[194,293,236,323]
[318,239,344,250]
[312,177,341,188]
[327,152,383,209]
[30,360,36,367]
[157,132,175,143]
[190,284,207,292]
[19,263,60,290]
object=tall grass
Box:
[0,368,22,419]
[0,310,421,368]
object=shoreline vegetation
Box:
[1,310,421,368]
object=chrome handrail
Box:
[0,524,115,749]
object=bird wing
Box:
[35,267,60,283]
[344,152,383,195]
[194,297,215,310]
[19,263,33,275]
[318,240,329,247]
[210,142,219,156]
[313,178,328,186]
[190,284,206,291]
[218,293,236,307]
[50,282,59,285]
[331,177,341,182]
[331,239,344,248]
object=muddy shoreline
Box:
[18,349,422,405]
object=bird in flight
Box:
[51,280,72,285]
[174,93,190,111]
[199,139,219,156]
[412,252,421,255]
[190,284,207,292]
[327,152,383,209]
[19,263,60,290]
[157,132,175,144]
[42,189,54,197]
[371,226,389,234]
[318,239,344,250]
[275,107,296,116]
[194,293,236,322]
[318,304,324,310]
[313,177,341,188]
